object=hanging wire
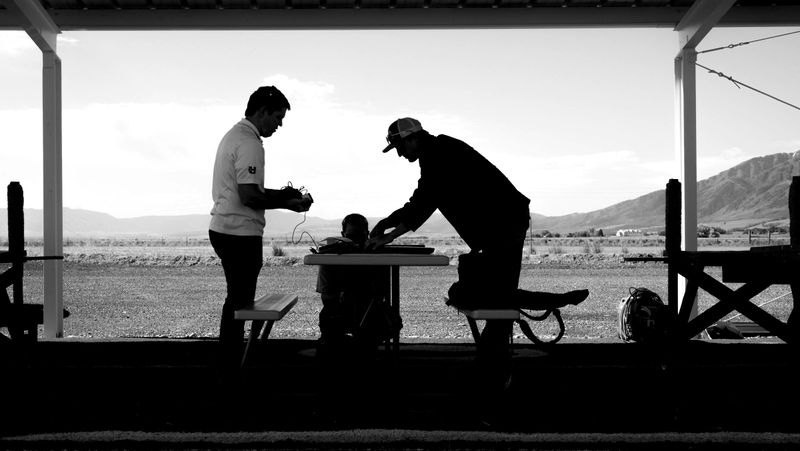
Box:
[695,62,800,112]
[291,210,319,249]
[722,292,792,323]
[697,30,800,54]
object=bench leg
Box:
[467,317,481,344]
[259,320,275,342]
[240,320,278,368]
[240,320,265,368]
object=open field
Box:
[11,239,794,342]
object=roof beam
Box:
[675,0,735,50]
[2,7,693,30]
[3,0,60,52]
[2,2,800,31]
[722,5,800,27]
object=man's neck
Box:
[417,132,433,157]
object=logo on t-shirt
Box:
[248,166,257,174]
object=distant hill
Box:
[2,151,799,239]
[531,151,800,234]
[0,208,346,240]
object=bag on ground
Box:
[617,287,670,343]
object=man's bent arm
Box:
[238,184,309,211]
[367,222,410,249]
[383,222,411,241]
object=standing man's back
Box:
[211,119,268,235]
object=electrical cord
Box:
[291,210,319,250]
[282,182,319,250]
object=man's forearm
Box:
[261,189,293,210]
[243,190,287,210]
[239,185,294,210]
[386,223,410,240]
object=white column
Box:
[11,0,65,338]
[42,50,64,338]
[674,48,698,255]
[674,48,698,320]
[673,0,735,323]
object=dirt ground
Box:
[16,257,794,341]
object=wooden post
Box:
[665,179,681,318]
[791,176,800,250]
[787,176,799,340]
[529,216,533,255]
[7,182,24,305]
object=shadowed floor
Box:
[2,338,799,449]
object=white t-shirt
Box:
[209,119,266,236]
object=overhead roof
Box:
[2,0,800,30]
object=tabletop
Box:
[303,253,451,266]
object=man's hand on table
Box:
[365,234,394,250]
[366,221,410,250]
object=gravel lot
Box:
[13,247,794,342]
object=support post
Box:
[12,0,64,338]
[791,176,800,251]
[665,179,681,318]
[8,182,25,305]
[672,0,736,334]
[674,48,698,323]
[788,176,799,338]
[43,50,64,338]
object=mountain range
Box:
[2,151,799,239]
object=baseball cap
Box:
[382,117,423,153]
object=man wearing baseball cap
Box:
[368,117,531,404]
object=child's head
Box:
[341,213,369,245]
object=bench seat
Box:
[234,293,298,368]
[457,307,520,320]
[234,293,297,321]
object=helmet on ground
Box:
[618,287,670,343]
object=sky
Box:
[0,26,798,222]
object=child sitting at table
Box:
[315,213,400,358]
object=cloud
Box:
[0,75,445,219]
[261,74,335,107]
[0,89,679,219]
[0,32,77,56]
[491,150,673,215]
[57,35,79,47]
[697,147,761,180]
[3,72,776,220]
[0,108,44,209]
[0,31,35,56]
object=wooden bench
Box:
[447,288,587,346]
[234,293,298,368]
[454,304,521,344]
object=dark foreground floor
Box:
[2,338,800,449]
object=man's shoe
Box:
[515,288,590,310]
[564,289,590,305]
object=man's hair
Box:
[245,86,291,116]
[342,213,368,231]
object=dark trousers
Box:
[472,220,528,400]
[209,230,263,368]
[476,232,525,354]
